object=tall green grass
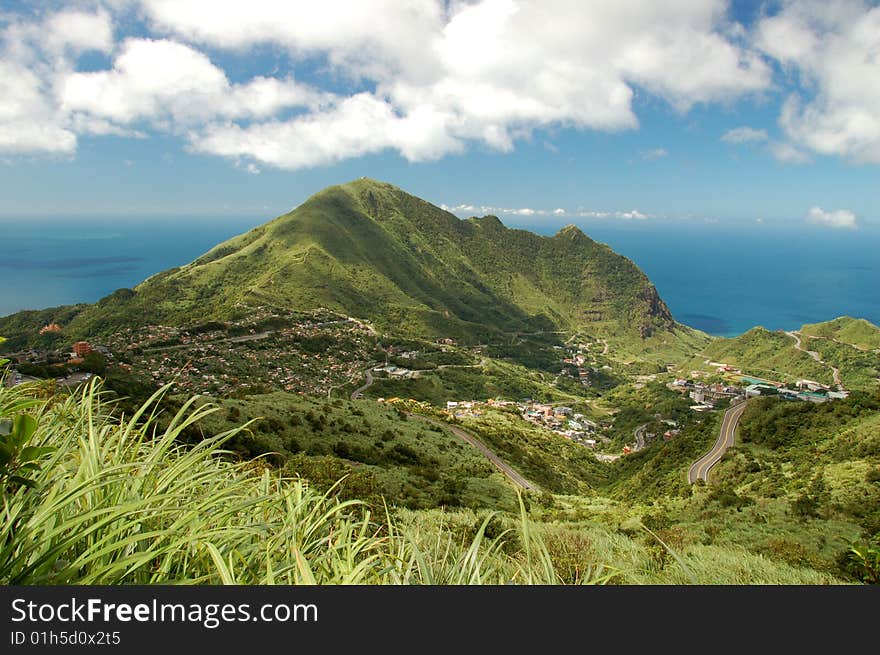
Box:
[0,380,848,584]
[0,381,580,585]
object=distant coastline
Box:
[1,216,877,337]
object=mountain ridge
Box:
[2,178,704,356]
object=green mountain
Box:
[0,178,706,358]
[694,318,880,391]
[800,317,880,351]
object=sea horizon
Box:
[1,215,877,338]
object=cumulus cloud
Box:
[721,126,768,143]
[441,203,542,217]
[43,9,115,55]
[440,204,650,220]
[575,209,650,220]
[769,141,812,164]
[0,60,77,154]
[755,1,880,162]
[2,0,877,172]
[806,206,858,229]
[0,9,116,155]
[140,0,445,80]
[136,0,772,168]
[61,38,329,128]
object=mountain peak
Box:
[555,224,585,238]
[468,214,505,230]
[340,177,400,193]
[3,179,695,354]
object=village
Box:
[3,307,382,397]
[3,311,852,457]
[668,359,849,411]
[445,397,605,447]
[425,345,853,462]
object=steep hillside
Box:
[699,327,834,385]
[800,317,880,351]
[695,321,880,391]
[0,178,707,359]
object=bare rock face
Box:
[640,285,673,322]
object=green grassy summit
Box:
[692,319,880,391]
[0,178,707,358]
[800,316,880,351]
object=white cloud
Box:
[617,210,649,220]
[755,1,880,162]
[191,93,429,168]
[721,126,768,143]
[0,60,77,154]
[0,9,116,155]
[769,141,812,164]
[806,206,858,229]
[135,0,772,169]
[576,209,650,220]
[61,38,328,128]
[639,147,668,160]
[43,9,115,55]
[4,0,877,174]
[441,204,651,220]
[140,0,445,80]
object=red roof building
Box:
[73,341,92,357]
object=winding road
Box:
[688,399,747,484]
[786,330,844,390]
[348,368,533,490]
[408,414,536,491]
[633,423,649,452]
[350,369,374,400]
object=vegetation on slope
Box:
[0,380,565,585]
[2,379,857,585]
[189,392,519,512]
[800,316,880,351]
[694,320,880,391]
[0,179,709,361]
[698,327,833,385]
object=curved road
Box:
[350,370,374,400]
[408,414,535,491]
[348,368,534,490]
[786,330,844,390]
[634,423,649,452]
[688,400,747,484]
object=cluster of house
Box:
[669,374,848,409]
[744,379,848,403]
[6,335,111,366]
[372,364,417,379]
[97,309,379,396]
[669,379,742,411]
[558,343,609,387]
[444,398,602,448]
[521,402,601,446]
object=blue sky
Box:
[1,1,878,228]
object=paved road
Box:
[688,400,747,484]
[408,414,536,491]
[633,423,649,452]
[350,370,374,400]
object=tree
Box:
[80,352,107,375]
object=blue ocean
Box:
[0,216,877,337]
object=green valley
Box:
[1,180,878,586]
